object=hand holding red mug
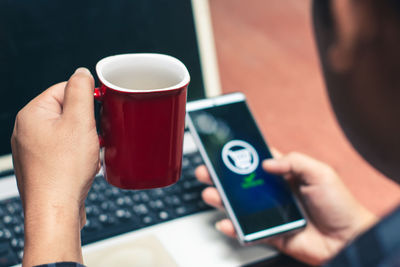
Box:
[11,68,99,266]
[11,54,190,266]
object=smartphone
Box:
[186,92,306,244]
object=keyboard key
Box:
[175,203,197,216]
[0,230,5,241]
[99,214,117,226]
[139,192,150,202]
[191,154,203,165]
[149,188,164,198]
[17,250,24,261]
[0,241,18,266]
[100,201,116,211]
[123,196,133,206]
[13,225,24,236]
[182,168,196,179]
[98,214,116,225]
[105,187,121,198]
[3,215,18,226]
[10,238,23,249]
[10,238,17,249]
[158,211,169,220]
[149,200,164,210]
[92,179,107,191]
[182,181,192,190]
[84,218,100,231]
[133,204,148,215]
[175,206,188,216]
[142,215,155,225]
[88,192,98,202]
[164,195,181,206]
[115,209,132,221]
[116,197,126,206]
[132,192,150,202]
[86,205,101,216]
[0,229,12,241]
[197,200,208,210]
[111,187,121,196]
[115,196,133,207]
[18,239,24,249]
[3,216,12,225]
[98,214,108,224]
[6,202,21,214]
[182,192,200,202]
[183,180,204,190]
[163,185,181,194]
[182,157,190,169]
[131,193,141,202]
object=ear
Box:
[328,0,377,72]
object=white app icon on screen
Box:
[221,140,259,175]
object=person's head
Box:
[313,0,400,183]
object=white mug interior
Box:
[96,53,190,92]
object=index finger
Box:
[263,152,337,185]
[29,82,68,115]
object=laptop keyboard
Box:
[0,151,210,266]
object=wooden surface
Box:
[209,0,400,216]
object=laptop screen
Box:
[0,0,206,157]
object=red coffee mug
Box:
[95,54,190,190]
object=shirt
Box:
[34,262,86,267]
[325,206,400,267]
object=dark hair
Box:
[312,0,333,29]
[390,0,400,14]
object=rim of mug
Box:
[96,53,190,93]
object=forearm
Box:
[22,200,83,267]
[10,69,96,267]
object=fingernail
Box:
[263,159,278,168]
[74,67,91,75]
[215,222,222,231]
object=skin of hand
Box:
[195,150,378,266]
[11,68,99,266]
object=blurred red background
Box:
[209,0,400,216]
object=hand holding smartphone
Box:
[186,92,306,244]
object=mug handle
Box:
[94,87,105,147]
[94,86,103,101]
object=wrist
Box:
[23,199,83,266]
[354,209,379,236]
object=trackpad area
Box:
[83,235,178,267]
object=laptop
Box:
[0,0,277,266]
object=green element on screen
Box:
[241,173,264,189]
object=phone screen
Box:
[188,100,304,237]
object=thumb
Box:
[62,68,95,123]
[262,152,336,185]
